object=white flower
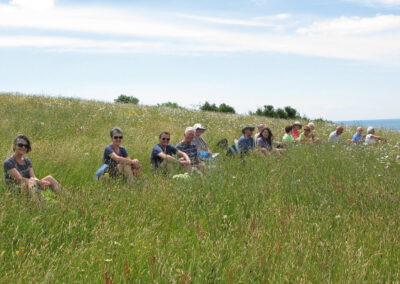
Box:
[335,215,341,219]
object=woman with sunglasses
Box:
[3,134,62,202]
[102,127,141,183]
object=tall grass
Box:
[1,93,400,282]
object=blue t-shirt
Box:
[352,133,363,143]
[3,157,32,185]
[256,137,272,151]
[176,142,198,164]
[102,144,128,174]
[150,143,178,168]
[238,135,255,154]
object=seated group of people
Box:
[3,121,387,201]
[281,121,321,143]
[328,125,386,145]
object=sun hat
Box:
[193,123,206,131]
[242,125,255,134]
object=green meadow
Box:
[1,93,400,283]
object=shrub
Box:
[200,102,236,114]
[159,102,181,108]
[115,94,139,104]
[284,106,298,119]
[276,108,288,119]
[200,102,219,112]
[254,105,299,119]
[218,103,235,114]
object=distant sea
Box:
[336,119,400,131]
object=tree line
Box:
[115,95,300,119]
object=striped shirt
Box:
[193,136,208,152]
[176,142,199,164]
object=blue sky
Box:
[1,0,400,120]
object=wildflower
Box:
[391,200,396,203]
[381,194,385,197]
[223,215,227,220]
[335,215,341,219]
[378,173,382,177]
[144,246,147,249]
[137,249,141,253]
[15,250,19,255]
[104,259,113,262]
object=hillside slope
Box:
[1,94,400,282]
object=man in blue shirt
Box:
[151,131,190,170]
[238,125,256,154]
[352,127,365,144]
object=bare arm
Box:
[177,150,191,164]
[371,135,386,142]
[109,152,136,165]
[7,168,29,185]
[157,152,178,162]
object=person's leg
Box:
[118,163,135,183]
[131,161,142,178]
[196,162,206,173]
[41,175,62,193]
[24,179,42,203]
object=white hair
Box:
[185,127,195,135]
[357,127,362,131]
[367,126,375,134]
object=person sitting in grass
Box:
[307,122,321,142]
[328,125,352,144]
[282,125,295,143]
[254,122,265,141]
[365,126,387,145]
[102,127,141,183]
[352,127,365,144]
[150,131,191,170]
[292,121,302,140]
[176,127,206,172]
[299,125,315,143]
[238,125,256,155]
[256,127,283,156]
[193,123,212,160]
[328,126,344,143]
[3,134,62,202]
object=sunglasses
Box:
[113,136,123,139]
[17,143,29,149]
[161,137,170,141]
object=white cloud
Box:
[0,36,165,52]
[176,14,280,28]
[297,14,400,35]
[0,1,400,63]
[346,0,400,7]
[255,13,292,21]
[10,0,54,10]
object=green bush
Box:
[114,94,139,104]
[200,102,235,113]
[158,102,181,108]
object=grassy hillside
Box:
[1,93,400,282]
